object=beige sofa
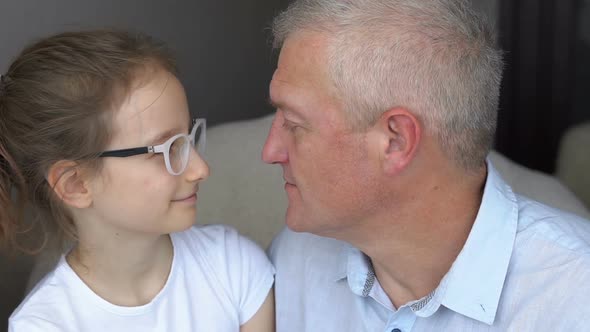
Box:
[556,121,590,209]
[2,114,589,330]
[198,114,590,247]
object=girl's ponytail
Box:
[0,121,28,252]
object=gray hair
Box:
[272,0,503,170]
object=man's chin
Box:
[286,221,308,233]
[285,208,309,233]
[285,209,345,239]
[286,212,327,238]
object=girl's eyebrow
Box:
[146,127,184,145]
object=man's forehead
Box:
[272,34,332,93]
[270,31,346,124]
[285,29,330,48]
[278,31,330,69]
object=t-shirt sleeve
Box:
[9,316,62,332]
[214,225,276,325]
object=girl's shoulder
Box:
[9,259,74,330]
[171,224,275,325]
[171,224,268,265]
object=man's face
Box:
[262,32,382,237]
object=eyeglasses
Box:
[99,118,206,175]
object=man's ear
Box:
[46,160,93,209]
[372,108,421,175]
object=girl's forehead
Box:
[124,70,172,118]
[109,71,189,145]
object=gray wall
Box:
[575,0,590,123]
[580,0,590,43]
[0,0,500,127]
[471,0,499,26]
[0,0,290,127]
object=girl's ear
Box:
[46,161,93,209]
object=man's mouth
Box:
[283,176,296,186]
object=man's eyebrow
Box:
[267,98,281,110]
[268,98,304,119]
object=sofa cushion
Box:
[556,122,590,209]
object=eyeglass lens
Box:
[168,121,204,173]
[194,123,204,153]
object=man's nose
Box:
[262,114,288,165]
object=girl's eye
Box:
[149,153,163,159]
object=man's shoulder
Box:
[268,227,351,279]
[515,194,590,253]
[268,227,349,267]
[506,194,590,308]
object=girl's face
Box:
[87,69,209,236]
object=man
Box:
[262,0,590,331]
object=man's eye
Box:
[282,120,299,132]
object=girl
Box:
[0,30,274,331]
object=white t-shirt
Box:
[9,225,275,332]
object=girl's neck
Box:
[66,233,174,307]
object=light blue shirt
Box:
[269,161,590,331]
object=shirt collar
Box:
[334,159,518,325]
[346,247,376,297]
[434,159,518,324]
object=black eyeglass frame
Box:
[98,118,206,175]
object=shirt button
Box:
[392,329,402,332]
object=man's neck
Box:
[342,165,487,309]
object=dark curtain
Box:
[495,0,581,173]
